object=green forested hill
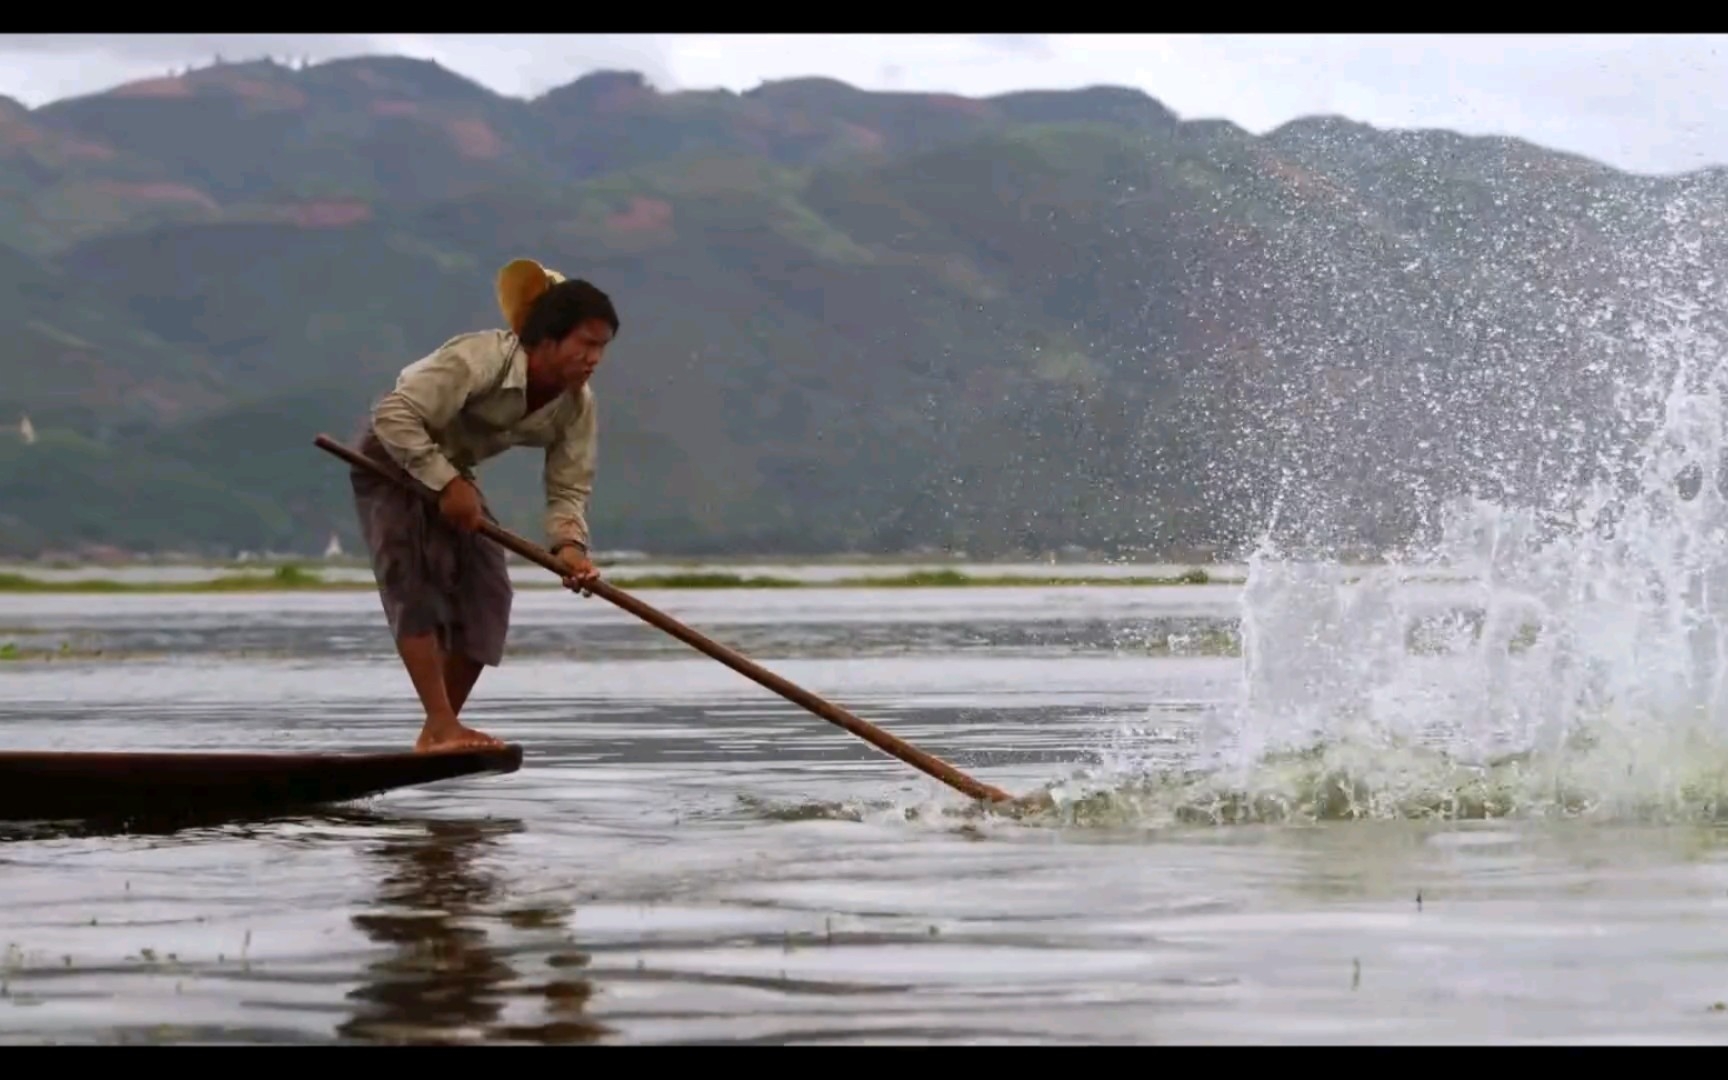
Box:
[1,58,1721,559]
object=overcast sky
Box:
[0,33,1722,175]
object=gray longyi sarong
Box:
[348,422,514,667]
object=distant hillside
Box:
[1,57,1723,560]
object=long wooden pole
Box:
[313,434,1017,805]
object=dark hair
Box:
[518,278,620,348]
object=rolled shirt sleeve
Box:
[544,386,597,551]
[370,335,502,493]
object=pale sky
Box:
[1,34,1723,175]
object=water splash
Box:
[1053,179,1728,826]
[735,179,1728,831]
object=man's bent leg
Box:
[400,633,501,752]
[438,498,513,729]
[413,493,509,751]
[350,425,503,753]
[397,513,510,751]
[443,651,486,717]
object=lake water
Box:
[0,558,1250,586]
[4,582,1728,1044]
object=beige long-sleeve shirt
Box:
[370,328,597,552]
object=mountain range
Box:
[2,55,1724,560]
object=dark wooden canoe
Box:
[0,744,524,823]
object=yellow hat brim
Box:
[496,258,568,337]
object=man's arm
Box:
[371,335,499,492]
[544,388,598,554]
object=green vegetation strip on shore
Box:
[0,566,359,592]
[0,566,1218,593]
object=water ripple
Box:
[5,590,1728,1043]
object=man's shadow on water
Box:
[334,812,613,1045]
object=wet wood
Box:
[0,744,523,822]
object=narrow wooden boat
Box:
[0,744,524,823]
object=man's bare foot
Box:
[415,720,507,754]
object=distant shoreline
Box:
[0,566,1223,593]
[10,552,1229,572]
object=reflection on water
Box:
[8,589,1728,1043]
[338,816,608,1045]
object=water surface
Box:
[3,588,1727,1044]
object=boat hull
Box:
[0,744,524,823]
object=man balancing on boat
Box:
[347,258,618,754]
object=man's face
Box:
[548,317,614,390]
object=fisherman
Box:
[348,258,617,753]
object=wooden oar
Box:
[313,434,1018,806]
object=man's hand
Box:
[438,476,485,532]
[556,545,600,594]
